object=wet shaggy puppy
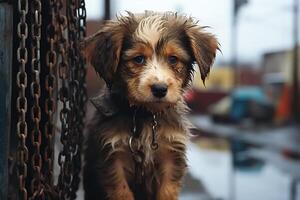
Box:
[82,11,218,200]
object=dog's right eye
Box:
[133,55,145,65]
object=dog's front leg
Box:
[156,146,187,200]
[102,153,134,200]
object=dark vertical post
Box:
[232,0,248,86]
[292,0,299,121]
[230,1,248,199]
[230,2,238,198]
[230,3,239,199]
[104,0,111,20]
[232,13,238,86]
[0,2,13,200]
[290,178,300,200]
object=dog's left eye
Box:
[133,55,145,65]
[168,56,178,65]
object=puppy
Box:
[82,11,218,200]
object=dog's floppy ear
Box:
[81,22,124,87]
[186,26,219,83]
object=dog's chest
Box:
[110,121,189,165]
[137,124,159,164]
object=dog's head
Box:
[82,11,219,112]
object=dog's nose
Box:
[151,84,168,98]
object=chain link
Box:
[67,0,85,198]
[30,0,44,199]
[15,1,87,199]
[70,1,87,199]
[43,0,58,193]
[56,0,71,199]
[17,0,29,199]
[151,114,159,150]
[77,0,87,143]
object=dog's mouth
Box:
[143,96,174,104]
[152,98,166,103]
[127,95,173,111]
[135,98,176,113]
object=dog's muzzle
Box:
[151,83,168,98]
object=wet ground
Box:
[52,106,300,199]
[184,142,300,200]
[60,140,300,200]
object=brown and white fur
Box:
[82,11,218,200]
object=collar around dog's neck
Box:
[90,91,156,118]
[90,92,159,150]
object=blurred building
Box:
[193,65,262,91]
[263,48,300,86]
[262,48,300,122]
[193,66,234,91]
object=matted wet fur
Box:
[82,11,218,200]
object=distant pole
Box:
[230,2,248,199]
[292,0,299,121]
[104,0,111,20]
[232,12,238,86]
[230,3,238,200]
[230,2,238,197]
[232,0,248,87]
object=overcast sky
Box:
[86,0,299,65]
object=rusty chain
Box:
[15,0,87,199]
[56,0,71,199]
[69,1,87,199]
[16,0,29,199]
[66,0,86,198]
[44,0,57,193]
[67,3,79,198]
[30,0,44,199]
[56,0,87,199]
[78,0,87,129]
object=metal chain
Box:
[77,0,87,149]
[129,109,138,154]
[30,0,44,199]
[69,1,87,199]
[16,0,29,199]
[129,109,145,185]
[56,0,87,199]
[44,0,57,190]
[56,0,71,199]
[15,1,87,199]
[129,111,159,153]
[128,110,159,189]
[151,114,159,150]
[67,0,83,198]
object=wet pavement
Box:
[186,142,300,200]
[52,108,300,199]
[54,140,300,200]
